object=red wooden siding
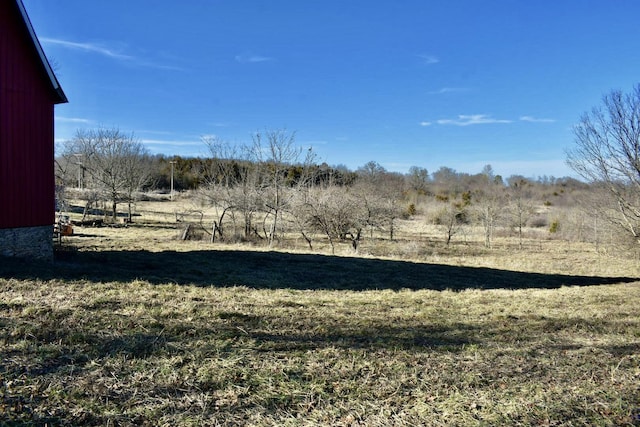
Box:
[0,1,59,229]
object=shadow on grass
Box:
[1,248,637,290]
[249,324,476,352]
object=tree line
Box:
[55,128,590,251]
[55,84,640,250]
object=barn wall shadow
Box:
[1,248,637,291]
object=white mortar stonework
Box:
[0,225,53,261]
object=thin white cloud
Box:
[417,54,439,65]
[41,37,132,60]
[55,116,92,124]
[437,114,512,126]
[520,116,556,123]
[428,87,469,95]
[42,37,184,71]
[424,114,554,127]
[235,54,274,63]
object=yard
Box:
[1,200,639,425]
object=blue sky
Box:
[24,1,640,178]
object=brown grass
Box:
[1,200,639,425]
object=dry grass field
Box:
[1,198,640,425]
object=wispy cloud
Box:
[235,54,274,63]
[55,116,93,124]
[41,37,183,71]
[41,37,132,60]
[207,122,237,129]
[428,87,469,95]
[421,114,556,127]
[437,114,512,126]
[519,116,556,123]
[417,54,439,65]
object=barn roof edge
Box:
[15,0,68,104]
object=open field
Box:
[2,200,640,425]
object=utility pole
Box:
[169,160,177,201]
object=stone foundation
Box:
[0,225,53,261]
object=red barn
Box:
[0,0,67,260]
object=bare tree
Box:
[54,152,76,213]
[379,173,407,240]
[200,137,241,240]
[252,129,314,248]
[304,186,367,254]
[198,137,264,241]
[288,190,316,250]
[506,177,535,249]
[354,161,386,238]
[432,166,462,196]
[353,161,407,240]
[473,165,506,248]
[357,160,386,182]
[64,128,150,221]
[407,166,429,194]
[433,193,470,246]
[567,85,640,241]
[121,145,153,221]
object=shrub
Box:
[529,215,548,228]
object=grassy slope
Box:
[1,277,639,426]
[1,219,640,425]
